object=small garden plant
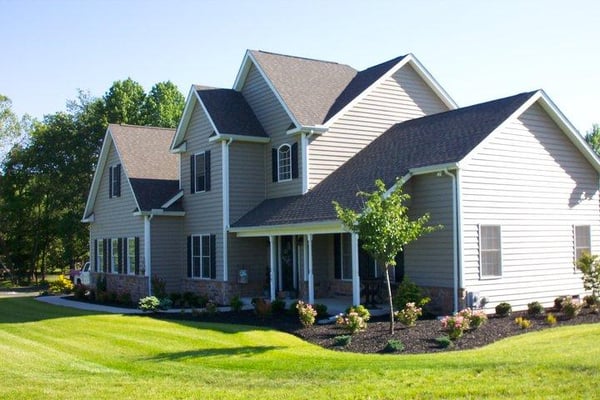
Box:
[495,302,512,317]
[383,339,404,353]
[394,302,422,327]
[458,307,488,328]
[138,296,160,312]
[527,301,545,317]
[334,335,352,346]
[336,305,370,334]
[515,316,532,329]
[561,296,582,319]
[296,301,317,327]
[230,295,244,312]
[435,335,453,349]
[440,313,470,340]
[545,313,557,326]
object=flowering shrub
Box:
[336,305,370,334]
[458,308,488,329]
[440,314,470,340]
[296,301,318,327]
[561,296,582,319]
[48,274,74,294]
[138,296,160,312]
[394,302,422,327]
[515,316,532,329]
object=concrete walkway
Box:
[36,295,144,314]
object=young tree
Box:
[333,179,440,334]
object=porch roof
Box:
[231,91,536,230]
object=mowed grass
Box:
[1,297,599,399]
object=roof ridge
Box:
[252,49,351,68]
[113,123,175,132]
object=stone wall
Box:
[92,272,149,302]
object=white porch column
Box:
[144,215,152,296]
[351,232,360,306]
[307,234,314,304]
[269,235,276,301]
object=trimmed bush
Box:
[138,296,160,312]
[334,335,352,346]
[495,302,512,317]
[383,339,405,353]
[561,296,582,319]
[435,335,453,349]
[527,301,545,317]
[393,276,431,310]
[314,303,328,318]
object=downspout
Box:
[144,214,153,296]
[443,169,459,312]
[222,138,233,282]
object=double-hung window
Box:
[278,144,292,182]
[111,238,120,273]
[479,225,502,278]
[109,164,121,198]
[574,225,591,261]
[97,240,104,272]
[127,237,137,274]
[190,235,215,279]
[190,151,211,193]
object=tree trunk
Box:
[385,263,395,334]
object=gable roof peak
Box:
[249,49,351,68]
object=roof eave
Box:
[230,220,345,237]
[208,133,270,144]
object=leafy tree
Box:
[584,124,600,156]
[576,252,600,296]
[104,78,146,125]
[0,94,31,165]
[333,179,440,334]
[142,81,185,128]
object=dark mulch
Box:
[151,307,600,354]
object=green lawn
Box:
[1,296,599,399]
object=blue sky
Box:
[1,0,598,133]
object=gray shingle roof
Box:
[195,86,267,137]
[232,91,537,228]
[250,50,406,126]
[109,124,179,211]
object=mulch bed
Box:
[151,307,600,354]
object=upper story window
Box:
[479,225,502,278]
[272,142,298,183]
[190,151,211,193]
[574,225,591,261]
[109,164,121,198]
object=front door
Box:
[279,236,296,293]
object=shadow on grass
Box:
[147,345,286,361]
[0,296,105,323]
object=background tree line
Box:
[0,79,184,283]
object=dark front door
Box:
[280,236,295,292]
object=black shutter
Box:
[109,166,113,198]
[210,234,217,279]
[205,151,211,191]
[115,164,121,197]
[190,155,195,193]
[271,148,278,182]
[93,239,98,272]
[291,142,298,179]
[334,234,341,279]
[187,236,192,278]
[104,239,110,273]
[134,237,140,275]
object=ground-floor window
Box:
[188,234,216,279]
[94,237,140,275]
[574,225,591,261]
[479,225,502,278]
[334,233,384,280]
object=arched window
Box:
[278,144,292,181]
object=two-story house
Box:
[83,50,600,314]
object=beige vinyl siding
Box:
[90,144,145,271]
[309,64,449,188]
[404,173,454,288]
[181,103,224,279]
[460,103,600,311]
[227,235,269,295]
[240,64,302,198]
[151,217,184,292]
[229,141,266,223]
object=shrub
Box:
[575,252,600,295]
[118,291,132,306]
[230,295,244,312]
[515,316,532,329]
[169,292,183,308]
[554,296,565,311]
[138,296,160,312]
[296,301,317,327]
[440,314,470,340]
[394,302,422,327]
[252,298,272,318]
[205,301,218,315]
[393,277,431,310]
[545,313,557,326]
[527,301,545,317]
[314,303,328,318]
[159,298,172,310]
[495,302,512,317]
[383,339,405,353]
[48,274,74,294]
[271,298,286,314]
[561,296,582,319]
[583,294,598,308]
[334,335,352,346]
[151,276,167,299]
[458,308,487,329]
[73,283,88,300]
[435,335,454,349]
[336,305,370,334]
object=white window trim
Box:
[574,224,592,261]
[277,144,292,182]
[110,164,121,198]
[97,240,104,272]
[479,224,502,279]
[191,234,212,280]
[340,233,352,281]
[127,237,136,275]
[193,152,206,193]
[111,238,119,274]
